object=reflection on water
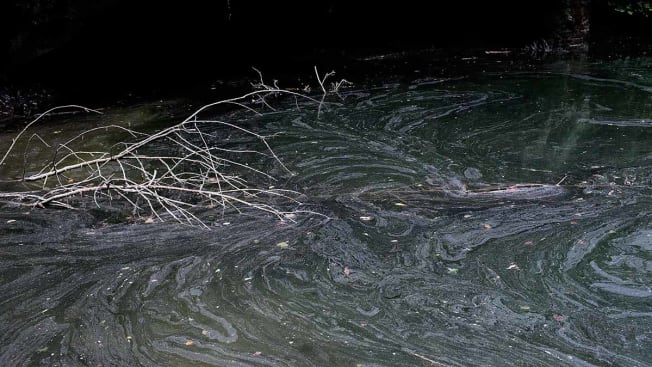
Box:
[1,58,652,366]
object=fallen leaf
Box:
[394,202,407,207]
[359,216,374,221]
[570,220,578,225]
[506,263,520,270]
[184,340,194,346]
[343,266,351,277]
[483,223,492,230]
[277,241,289,249]
[253,351,262,356]
[519,305,531,311]
[144,217,155,224]
[6,219,16,224]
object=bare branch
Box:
[0,70,337,227]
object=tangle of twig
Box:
[0,69,350,227]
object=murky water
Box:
[1,58,652,366]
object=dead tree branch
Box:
[0,70,349,227]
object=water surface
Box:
[1,57,651,367]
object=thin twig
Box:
[0,105,102,167]
[404,349,450,367]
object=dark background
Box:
[1,1,651,102]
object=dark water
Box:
[1,58,652,366]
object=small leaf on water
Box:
[519,305,531,311]
[506,263,520,270]
[483,223,492,230]
[524,240,535,246]
[144,217,155,224]
[553,314,564,322]
[6,219,16,224]
[394,202,407,207]
[253,239,260,244]
[447,267,459,274]
[277,241,289,249]
[343,266,351,277]
[184,340,194,346]
[359,216,373,221]
[253,351,262,356]
[37,347,48,353]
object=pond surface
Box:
[1,57,652,367]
